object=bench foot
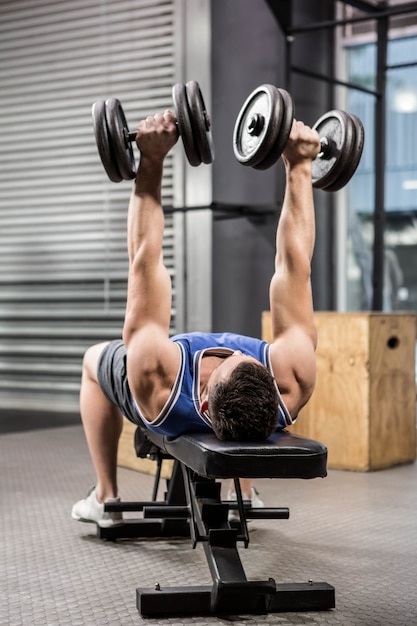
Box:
[98,518,190,540]
[137,581,336,616]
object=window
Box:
[345,34,417,311]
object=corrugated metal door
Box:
[0,0,180,412]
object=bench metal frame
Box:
[99,427,336,617]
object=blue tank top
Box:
[132,331,293,437]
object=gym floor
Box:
[1,413,416,626]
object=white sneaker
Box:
[71,487,123,528]
[226,487,264,523]
[249,487,264,509]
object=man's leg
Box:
[72,342,124,527]
[79,342,124,502]
[227,478,264,523]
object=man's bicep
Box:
[125,328,180,408]
[269,329,317,415]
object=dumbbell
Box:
[92,80,214,183]
[233,84,365,192]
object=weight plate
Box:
[173,82,201,166]
[311,110,354,190]
[185,80,215,165]
[253,88,294,170]
[92,100,122,183]
[323,113,365,192]
[233,84,286,168]
[105,97,136,181]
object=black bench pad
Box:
[137,427,328,480]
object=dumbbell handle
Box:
[126,113,211,144]
[126,124,180,144]
[247,113,332,160]
[317,136,332,160]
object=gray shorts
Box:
[97,339,141,425]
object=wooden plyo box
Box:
[117,418,173,478]
[263,311,417,471]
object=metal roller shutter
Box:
[0,0,180,412]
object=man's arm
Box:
[122,112,181,420]
[269,121,321,417]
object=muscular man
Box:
[72,110,320,527]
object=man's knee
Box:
[82,341,110,381]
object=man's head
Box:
[202,353,279,441]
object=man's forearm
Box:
[127,156,165,264]
[276,162,316,270]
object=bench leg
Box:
[136,463,335,616]
[98,459,190,540]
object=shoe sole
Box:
[71,512,123,528]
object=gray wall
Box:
[210,0,335,337]
[0,0,182,412]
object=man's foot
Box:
[71,487,123,528]
[226,487,264,523]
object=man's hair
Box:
[208,361,279,441]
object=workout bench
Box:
[100,425,335,617]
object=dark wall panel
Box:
[210,0,335,337]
